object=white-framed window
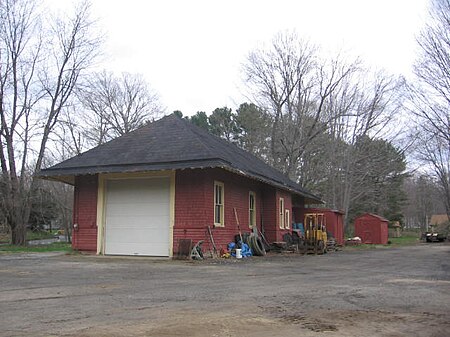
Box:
[214,181,224,226]
[249,191,256,227]
[285,209,290,229]
[279,197,285,229]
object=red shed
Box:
[354,213,389,244]
[293,208,345,245]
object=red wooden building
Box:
[293,208,345,245]
[354,213,389,244]
[40,114,321,257]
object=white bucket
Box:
[235,248,242,259]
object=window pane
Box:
[215,205,220,223]
[214,182,224,225]
[216,185,222,204]
[279,198,284,228]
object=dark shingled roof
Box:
[40,114,322,203]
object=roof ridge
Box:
[176,115,305,190]
[174,115,220,160]
[174,114,254,162]
[363,213,389,221]
[177,116,266,166]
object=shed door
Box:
[363,230,372,244]
[104,177,170,256]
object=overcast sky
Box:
[54,0,430,116]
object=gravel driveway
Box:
[0,244,449,337]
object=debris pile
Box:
[345,237,362,246]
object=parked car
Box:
[424,232,446,242]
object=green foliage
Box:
[173,110,183,118]
[234,103,271,158]
[349,136,407,223]
[189,111,210,130]
[208,107,238,141]
[185,104,272,155]
[295,129,338,190]
[185,103,271,159]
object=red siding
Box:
[294,208,345,245]
[72,168,306,255]
[354,213,388,245]
[174,168,285,254]
[174,169,210,251]
[263,190,292,242]
[73,175,98,251]
[261,188,276,242]
[331,211,345,245]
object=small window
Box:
[285,209,290,229]
[214,181,224,226]
[279,197,284,229]
[249,192,256,227]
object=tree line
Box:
[175,103,408,229]
[1,0,449,244]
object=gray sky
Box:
[51,0,430,116]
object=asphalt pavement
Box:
[0,243,449,337]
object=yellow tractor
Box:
[304,213,328,254]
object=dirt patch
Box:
[282,314,338,332]
[58,309,449,337]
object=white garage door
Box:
[104,177,170,256]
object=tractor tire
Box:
[298,239,307,254]
[250,234,266,256]
[318,240,325,255]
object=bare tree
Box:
[242,31,408,231]
[0,0,101,245]
[332,72,405,222]
[411,0,450,218]
[293,69,405,232]
[78,71,164,146]
[403,174,446,230]
[412,127,450,217]
[242,31,360,179]
[46,180,73,243]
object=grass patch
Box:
[388,235,420,245]
[0,242,72,253]
[26,230,58,241]
[343,244,386,250]
[343,235,420,250]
